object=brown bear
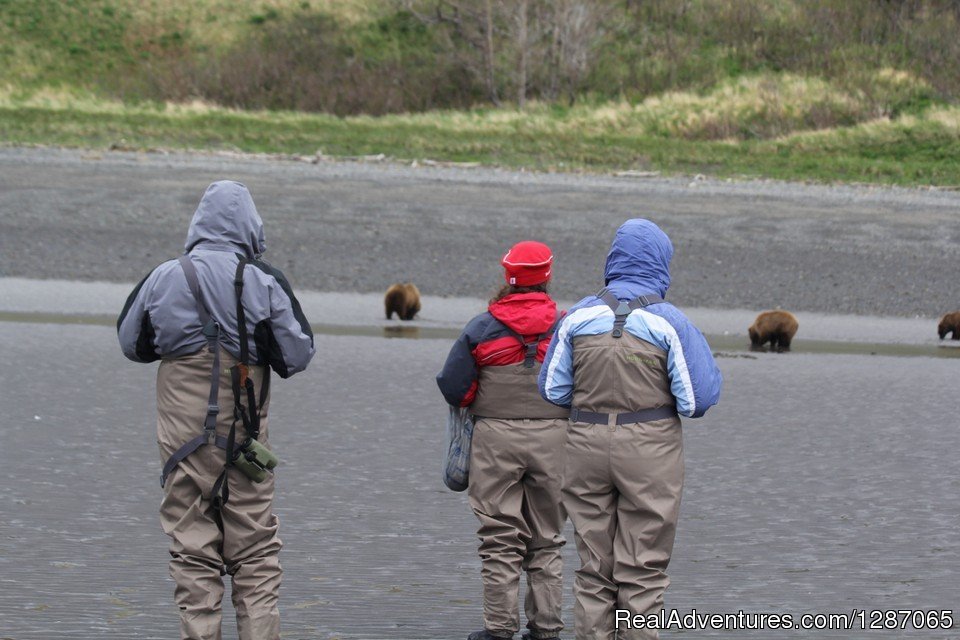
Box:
[384,283,421,321]
[748,310,799,352]
[938,310,960,340]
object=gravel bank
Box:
[1,147,958,317]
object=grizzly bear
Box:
[938,310,960,340]
[384,283,421,321]
[748,310,799,352]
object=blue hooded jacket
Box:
[538,219,721,418]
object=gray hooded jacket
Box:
[117,181,315,378]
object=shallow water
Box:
[3,309,958,360]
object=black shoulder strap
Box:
[178,255,221,433]
[530,316,561,367]
[179,255,211,328]
[165,254,260,525]
[596,287,664,339]
[231,256,267,441]
[501,316,560,368]
[234,257,249,365]
[162,256,223,488]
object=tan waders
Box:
[157,348,282,640]
[563,417,682,640]
[564,290,684,640]
[437,286,570,639]
[469,417,568,639]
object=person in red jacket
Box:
[437,241,569,640]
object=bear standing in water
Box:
[938,310,960,340]
[749,310,799,352]
[384,282,422,320]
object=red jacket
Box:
[437,292,560,407]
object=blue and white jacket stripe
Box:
[538,295,720,417]
[538,217,722,419]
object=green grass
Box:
[3,93,960,186]
[0,0,132,87]
[0,0,384,91]
[3,0,960,187]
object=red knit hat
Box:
[501,241,553,286]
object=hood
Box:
[603,218,673,298]
[185,181,266,258]
[489,292,558,336]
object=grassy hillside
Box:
[5,0,959,109]
[2,0,960,185]
[0,0,383,90]
[4,77,960,186]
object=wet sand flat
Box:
[1,323,957,639]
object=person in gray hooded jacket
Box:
[118,180,314,640]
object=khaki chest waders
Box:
[469,317,568,420]
[567,287,678,424]
[467,316,567,638]
[161,255,276,572]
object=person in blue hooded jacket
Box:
[538,219,721,640]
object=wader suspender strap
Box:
[228,257,269,441]
[161,257,268,479]
[209,257,271,509]
[503,317,560,368]
[211,257,253,513]
[163,255,264,575]
[568,288,675,425]
[160,256,223,488]
[236,258,269,439]
[596,287,663,338]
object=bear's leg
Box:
[952,326,960,340]
[759,334,771,352]
[779,335,792,352]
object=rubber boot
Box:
[468,630,513,640]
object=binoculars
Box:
[231,438,279,482]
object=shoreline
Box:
[3,278,956,358]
